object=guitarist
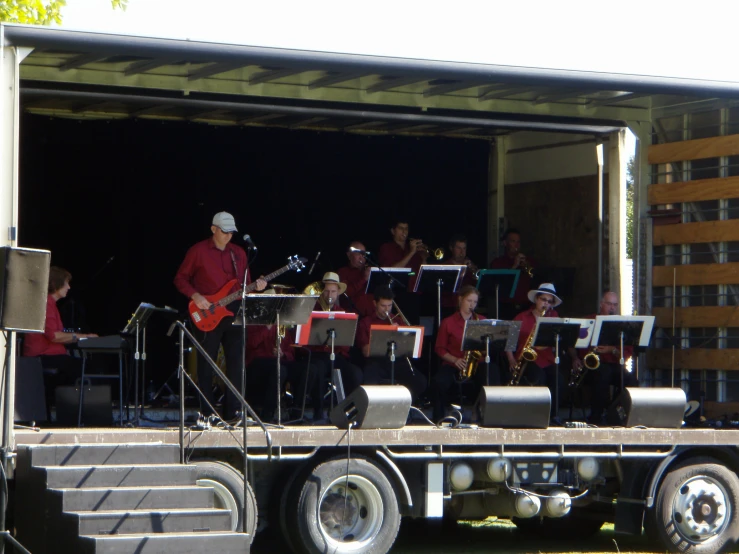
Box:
[174,211,266,420]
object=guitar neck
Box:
[217,264,292,307]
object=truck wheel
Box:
[288,457,401,554]
[192,460,258,536]
[512,511,604,539]
[652,458,739,553]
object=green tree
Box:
[626,156,635,260]
[1,0,126,25]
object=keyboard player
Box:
[22,266,98,415]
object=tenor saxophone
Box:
[508,309,545,386]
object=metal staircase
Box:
[14,443,252,554]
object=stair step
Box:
[50,486,215,511]
[69,508,233,535]
[43,464,198,488]
[78,531,251,554]
[25,443,179,467]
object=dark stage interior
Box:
[18,113,490,387]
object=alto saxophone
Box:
[461,350,482,380]
[508,308,545,386]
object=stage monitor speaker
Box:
[0,247,50,332]
[608,387,686,428]
[14,357,47,423]
[56,383,112,427]
[477,386,551,428]
[330,385,411,429]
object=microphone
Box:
[308,251,321,275]
[349,247,370,255]
[242,234,257,250]
[327,296,334,311]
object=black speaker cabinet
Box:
[55,383,112,427]
[477,386,551,428]
[0,247,50,332]
[330,385,411,429]
[608,387,686,428]
[14,357,47,423]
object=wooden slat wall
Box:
[653,306,739,328]
[648,175,739,205]
[653,220,739,246]
[649,134,739,164]
[653,263,739,287]
[648,348,739,370]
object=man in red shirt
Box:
[355,287,427,402]
[441,234,479,314]
[506,283,582,419]
[174,211,266,420]
[490,229,535,320]
[577,292,637,423]
[337,241,374,317]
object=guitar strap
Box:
[229,249,245,286]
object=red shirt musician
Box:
[174,211,266,420]
[441,234,479,311]
[490,229,535,320]
[337,241,374,317]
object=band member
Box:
[337,241,374,317]
[441,234,478,313]
[305,272,363,421]
[174,211,266,420]
[506,283,582,419]
[490,229,534,320]
[23,266,98,415]
[578,291,636,424]
[431,285,498,422]
[355,287,427,402]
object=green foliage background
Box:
[0,0,126,25]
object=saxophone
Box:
[508,308,545,386]
[461,350,482,380]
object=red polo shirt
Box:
[337,265,374,317]
[579,313,634,364]
[174,237,249,299]
[24,295,67,357]
[513,308,558,368]
[490,253,534,306]
[435,311,483,368]
[246,325,296,366]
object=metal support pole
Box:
[596,141,604,303]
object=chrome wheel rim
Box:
[317,474,384,549]
[671,475,730,543]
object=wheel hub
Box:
[318,475,384,548]
[672,477,729,541]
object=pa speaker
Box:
[56,383,112,427]
[0,247,50,332]
[608,387,686,428]
[14,357,47,423]
[330,385,411,429]
[477,386,551,428]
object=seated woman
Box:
[22,266,97,414]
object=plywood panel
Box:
[648,348,739,370]
[649,134,739,164]
[653,220,739,246]
[648,176,739,205]
[653,263,739,287]
[653,306,739,328]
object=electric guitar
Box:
[189,254,307,332]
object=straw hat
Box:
[527,283,562,307]
[322,272,347,295]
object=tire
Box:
[191,460,258,536]
[650,457,739,554]
[512,511,604,539]
[286,457,401,554]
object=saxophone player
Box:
[506,284,582,417]
[431,286,499,422]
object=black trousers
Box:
[310,353,363,419]
[362,357,427,402]
[196,310,244,419]
[431,362,499,422]
[588,361,639,420]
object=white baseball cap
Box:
[212,211,238,233]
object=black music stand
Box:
[414,264,465,327]
[463,319,521,385]
[123,303,177,425]
[365,267,412,293]
[368,326,422,384]
[242,294,315,427]
[304,314,358,406]
[532,318,582,423]
[476,269,520,320]
[592,315,655,393]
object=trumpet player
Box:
[431,286,498,422]
[506,284,582,418]
[355,287,427,402]
[490,229,534,321]
[441,234,479,313]
[578,292,637,424]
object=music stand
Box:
[298,312,358,406]
[476,270,520,320]
[592,315,655,393]
[122,302,178,426]
[365,267,412,293]
[242,294,315,427]
[413,264,465,327]
[532,318,582,423]
[462,319,521,386]
[368,325,423,384]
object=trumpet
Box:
[411,239,444,260]
[514,250,534,278]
